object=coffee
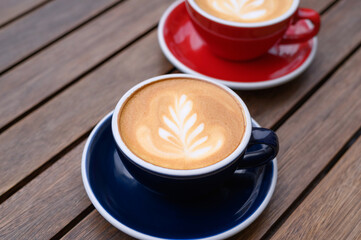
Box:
[194,0,293,23]
[118,78,246,170]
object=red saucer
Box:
[158,0,317,90]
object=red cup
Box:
[186,0,320,61]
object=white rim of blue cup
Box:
[111,74,252,177]
[187,0,300,28]
[82,111,278,240]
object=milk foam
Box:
[195,0,293,23]
[119,79,245,170]
[137,94,224,160]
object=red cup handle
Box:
[281,8,320,44]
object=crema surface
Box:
[118,78,246,170]
[194,0,293,23]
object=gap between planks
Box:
[0,0,340,132]
[272,42,361,131]
[0,130,90,205]
[0,0,126,77]
[0,30,169,204]
[0,0,353,208]
[50,205,95,240]
[0,0,358,236]
[58,0,361,237]
[261,126,361,240]
[269,132,361,240]
[0,24,158,135]
[59,40,361,240]
[0,0,174,132]
[59,126,361,240]
[0,31,174,239]
[54,0,361,236]
[0,30,174,202]
[231,43,361,240]
[319,0,340,15]
[0,0,54,29]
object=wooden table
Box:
[0,0,360,239]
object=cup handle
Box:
[237,128,279,169]
[280,8,321,44]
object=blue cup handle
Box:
[237,127,279,168]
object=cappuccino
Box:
[118,78,246,170]
[194,0,293,23]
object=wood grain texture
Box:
[0,0,172,130]
[0,0,118,73]
[0,0,358,197]
[0,0,50,27]
[0,0,330,131]
[62,211,134,240]
[0,0,360,239]
[0,0,358,224]
[57,41,361,240]
[231,48,361,240]
[0,31,172,196]
[235,0,361,128]
[0,143,88,239]
[270,136,361,240]
[300,0,335,11]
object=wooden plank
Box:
[58,41,361,240]
[231,50,361,240]
[300,0,335,11]
[0,0,332,33]
[270,137,361,240]
[62,211,133,240]
[0,143,88,239]
[0,31,173,196]
[0,0,342,129]
[235,0,361,128]
[0,0,172,130]
[0,0,358,239]
[0,0,359,237]
[0,0,118,73]
[0,0,329,131]
[0,31,172,238]
[0,0,358,211]
[0,0,49,27]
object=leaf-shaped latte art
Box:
[136,94,224,161]
[158,94,223,158]
[209,0,270,20]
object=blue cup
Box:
[112,74,278,197]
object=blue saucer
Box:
[82,112,277,239]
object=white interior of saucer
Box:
[111,73,252,177]
[187,0,299,28]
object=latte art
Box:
[119,79,245,170]
[194,0,293,23]
[138,94,224,160]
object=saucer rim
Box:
[82,111,277,240]
[158,0,318,90]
